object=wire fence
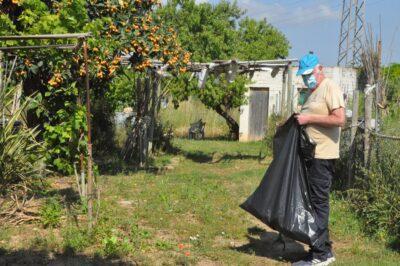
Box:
[337,121,400,243]
[337,121,400,189]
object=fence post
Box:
[347,89,359,188]
[364,85,373,168]
[280,67,287,115]
[286,62,293,115]
[350,90,359,143]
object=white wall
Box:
[239,66,358,142]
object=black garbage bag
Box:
[240,115,318,245]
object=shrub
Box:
[40,197,63,228]
[101,230,134,258]
[0,85,45,195]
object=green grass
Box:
[159,98,239,138]
[0,138,399,265]
[94,139,400,264]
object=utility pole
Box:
[337,0,366,67]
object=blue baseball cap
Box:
[296,52,319,76]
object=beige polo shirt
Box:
[300,78,345,159]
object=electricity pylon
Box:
[337,0,366,67]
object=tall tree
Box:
[159,0,242,62]
[235,17,290,60]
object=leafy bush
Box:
[102,235,119,258]
[40,197,63,228]
[0,85,45,195]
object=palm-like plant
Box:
[0,82,45,195]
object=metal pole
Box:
[83,39,94,230]
[0,33,92,40]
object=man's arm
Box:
[295,107,345,127]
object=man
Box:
[293,52,345,266]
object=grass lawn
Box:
[0,138,399,265]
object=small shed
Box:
[239,65,358,142]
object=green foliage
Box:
[159,0,243,62]
[62,226,91,252]
[40,197,63,228]
[43,106,87,174]
[160,0,289,138]
[0,85,45,194]
[102,235,119,257]
[29,230,60,251]
[236,17,290,60]
[101,232,133,258]
[155,239,174,251]
[159,0,289,61]
[0,13,16,35]
[0,0,189,173]
[347,137,400,246]
[344,65,400,247]
[382,63,400,118]
[106,70,138,112]
[199,74,249,110]
[264,113,285,153]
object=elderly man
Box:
[293,52,345,266]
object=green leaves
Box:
[159,0,289,139]
[160,0,242,62]
[43,104,87,175]
[0,85,45,194]
[159,0,289,62]
[236,17,290,60]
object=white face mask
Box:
[302,74,317,89]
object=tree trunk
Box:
[214,105,239,140]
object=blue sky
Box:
[164,0,400,66]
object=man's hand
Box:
[295,108,345,127]
[295,114,310,125]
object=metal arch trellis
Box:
[0,32,96,229]
[118,56,298,167]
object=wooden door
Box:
[249,87,269,141]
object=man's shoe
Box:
[292,253,335,266]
